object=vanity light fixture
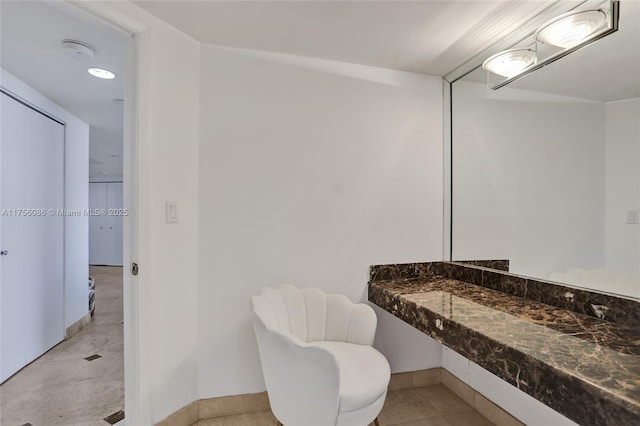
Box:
[87,67,116,80]
[480,0,618,90]
[536,9,607,48]
[482,49,537,78]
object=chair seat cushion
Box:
[308,341,390,412]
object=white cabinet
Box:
[1,92,64,382]
[89,182,123,266]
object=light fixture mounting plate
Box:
[62,39,95,61]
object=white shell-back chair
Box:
[251,285,390,426]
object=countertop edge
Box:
[368,281,640,426]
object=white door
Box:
[89,182,110,264]
[110,182,123,265]
[23,104,65,362]
[0,93,64,382]
[89,182,123,266]
[1,92,29,381]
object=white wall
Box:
[132,10,201,425]
[55,5,618,424]
[56,5,614,426]
[452,80,606,279]
[605,98,640,278]
[197,45,444,398]
[1,68,89,331]
[74,2,202,423]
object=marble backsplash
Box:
[456,259,510,271]
[370,261,640,327]
[368,260,640,426]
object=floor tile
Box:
[474,393,524,426]
[388,371,414,391]
[103,410,125,424]
[195,385,494,426]
[197,409,279,425]
[377,387,441,425]
[392,416,453,426]
[0,266,124,426]
[84,354,102,362]
[199,392,270,419]
[444,409,494,426]
[411,384,474,414]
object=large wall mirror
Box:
[449,0,639,298]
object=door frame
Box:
[65,1,147,423]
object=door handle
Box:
[1,250,8,255]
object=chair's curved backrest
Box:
[251,312,340,425]
[251,284,376,345]
[251,285,380,425]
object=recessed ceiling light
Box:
[482,49,536,78]
[536,9,607,49]
[88,67,116,80]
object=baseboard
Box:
[388,367,442,391]
[155,391,269,426]
[441,368,525,426]
[155,367,522,426]
[65,313,91,340]
[197,391,271,420]
[155,403,198,426]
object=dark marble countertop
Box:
[369,267,640,426]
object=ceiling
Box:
[133,0,555,76]
[461,0,640,102]
[3,0,633,182]
[0,0,126,179]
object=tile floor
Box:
[0,266,125,426]
[197,384,494,426]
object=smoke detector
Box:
[62,40,95,61]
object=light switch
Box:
[166,201,178,224]
[627,209,639,225]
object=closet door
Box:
[89,182,122,266]
[23,104,64,362]
[109,182,123,266]
[1,93,29,381]
[89,182,110,264]
[0,93,64,382]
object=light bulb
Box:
[482,49,536,78]
[536,10,607,49]
[88,68,116,80]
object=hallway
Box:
[0,266,125,426]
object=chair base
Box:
[275,417,379,426]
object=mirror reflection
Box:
[451,0,639,298]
